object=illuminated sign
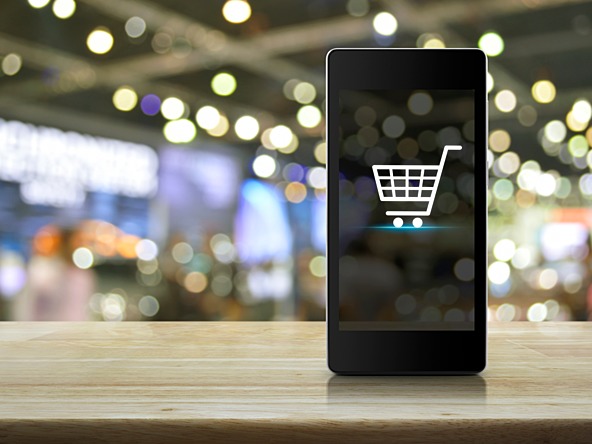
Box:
[0,118,158,207]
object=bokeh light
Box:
[454,258,474,281]
[314,142,327,164]
[140,94,161,116]
[544,120,567,143]
[493,179,514,200]
[125,16,147,38]
[488,261,511,285]
[423,36,445,48]
[161,97,186,120]
[211,72,237,96]
[572,99,592,123]
[478,32,504,56]
[518,105,537,127]
[284,182,307,203]
[297,105,322,128]
[493,239,516,262]
[234,115,260,140]
[346,0,369,17]
[207,113,230,137]
[184,272,208,293]
[86,28,114,54]
[196,105,221,130]
[222,0,251,24]
[72,247,94,269]
[568,135,588,157]
[252,154,276,178]
[135,239,158,261]
[531,80,556,104]
[172,242,193,264]
[293,82,316,104]
[489,129,511,153]
[408,91,433,115]
[52,0,76,19]
[309,256,326,278]
[1,54,22,76]
[28,0,51,8]
[112,86,138,112]
[498,152,520,175]
[527,303,547,322]
[487,72,494,93]
[269,125,293,149]
[373,12,398,36]
[494,90,517,113]
[566,111,588,132]
[307,167,326,189]
[138,295,160,317]
[163,119,197,143]
[496,303,517,321]
[535,173,557,196]
[382,115,405,138]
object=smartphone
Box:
[326,49,487,374]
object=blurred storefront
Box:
[1,0,592,321]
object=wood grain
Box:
[0,322,591,443]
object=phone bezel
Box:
[326,48,488,374]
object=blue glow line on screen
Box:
[364,225,456,231]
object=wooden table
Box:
[0,322,591,443]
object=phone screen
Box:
[338,89,475,331]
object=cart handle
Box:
[439,145,462,169]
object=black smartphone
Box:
[326,49,487,374]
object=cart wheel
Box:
[393,217,404,228]
[412,217,423,228]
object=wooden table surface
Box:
[1,322,591,443]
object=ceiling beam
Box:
[0,33,305,137]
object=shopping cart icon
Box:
[372,145,462,228]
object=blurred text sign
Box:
[0,118,158,208]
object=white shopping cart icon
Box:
[372,145,462,228]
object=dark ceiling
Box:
[0,0,591,173]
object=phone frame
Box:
[326,48,488,375]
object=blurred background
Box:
[0,0,591,322]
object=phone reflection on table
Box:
[326,374,486,404]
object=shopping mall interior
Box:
[0,0,591,322]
